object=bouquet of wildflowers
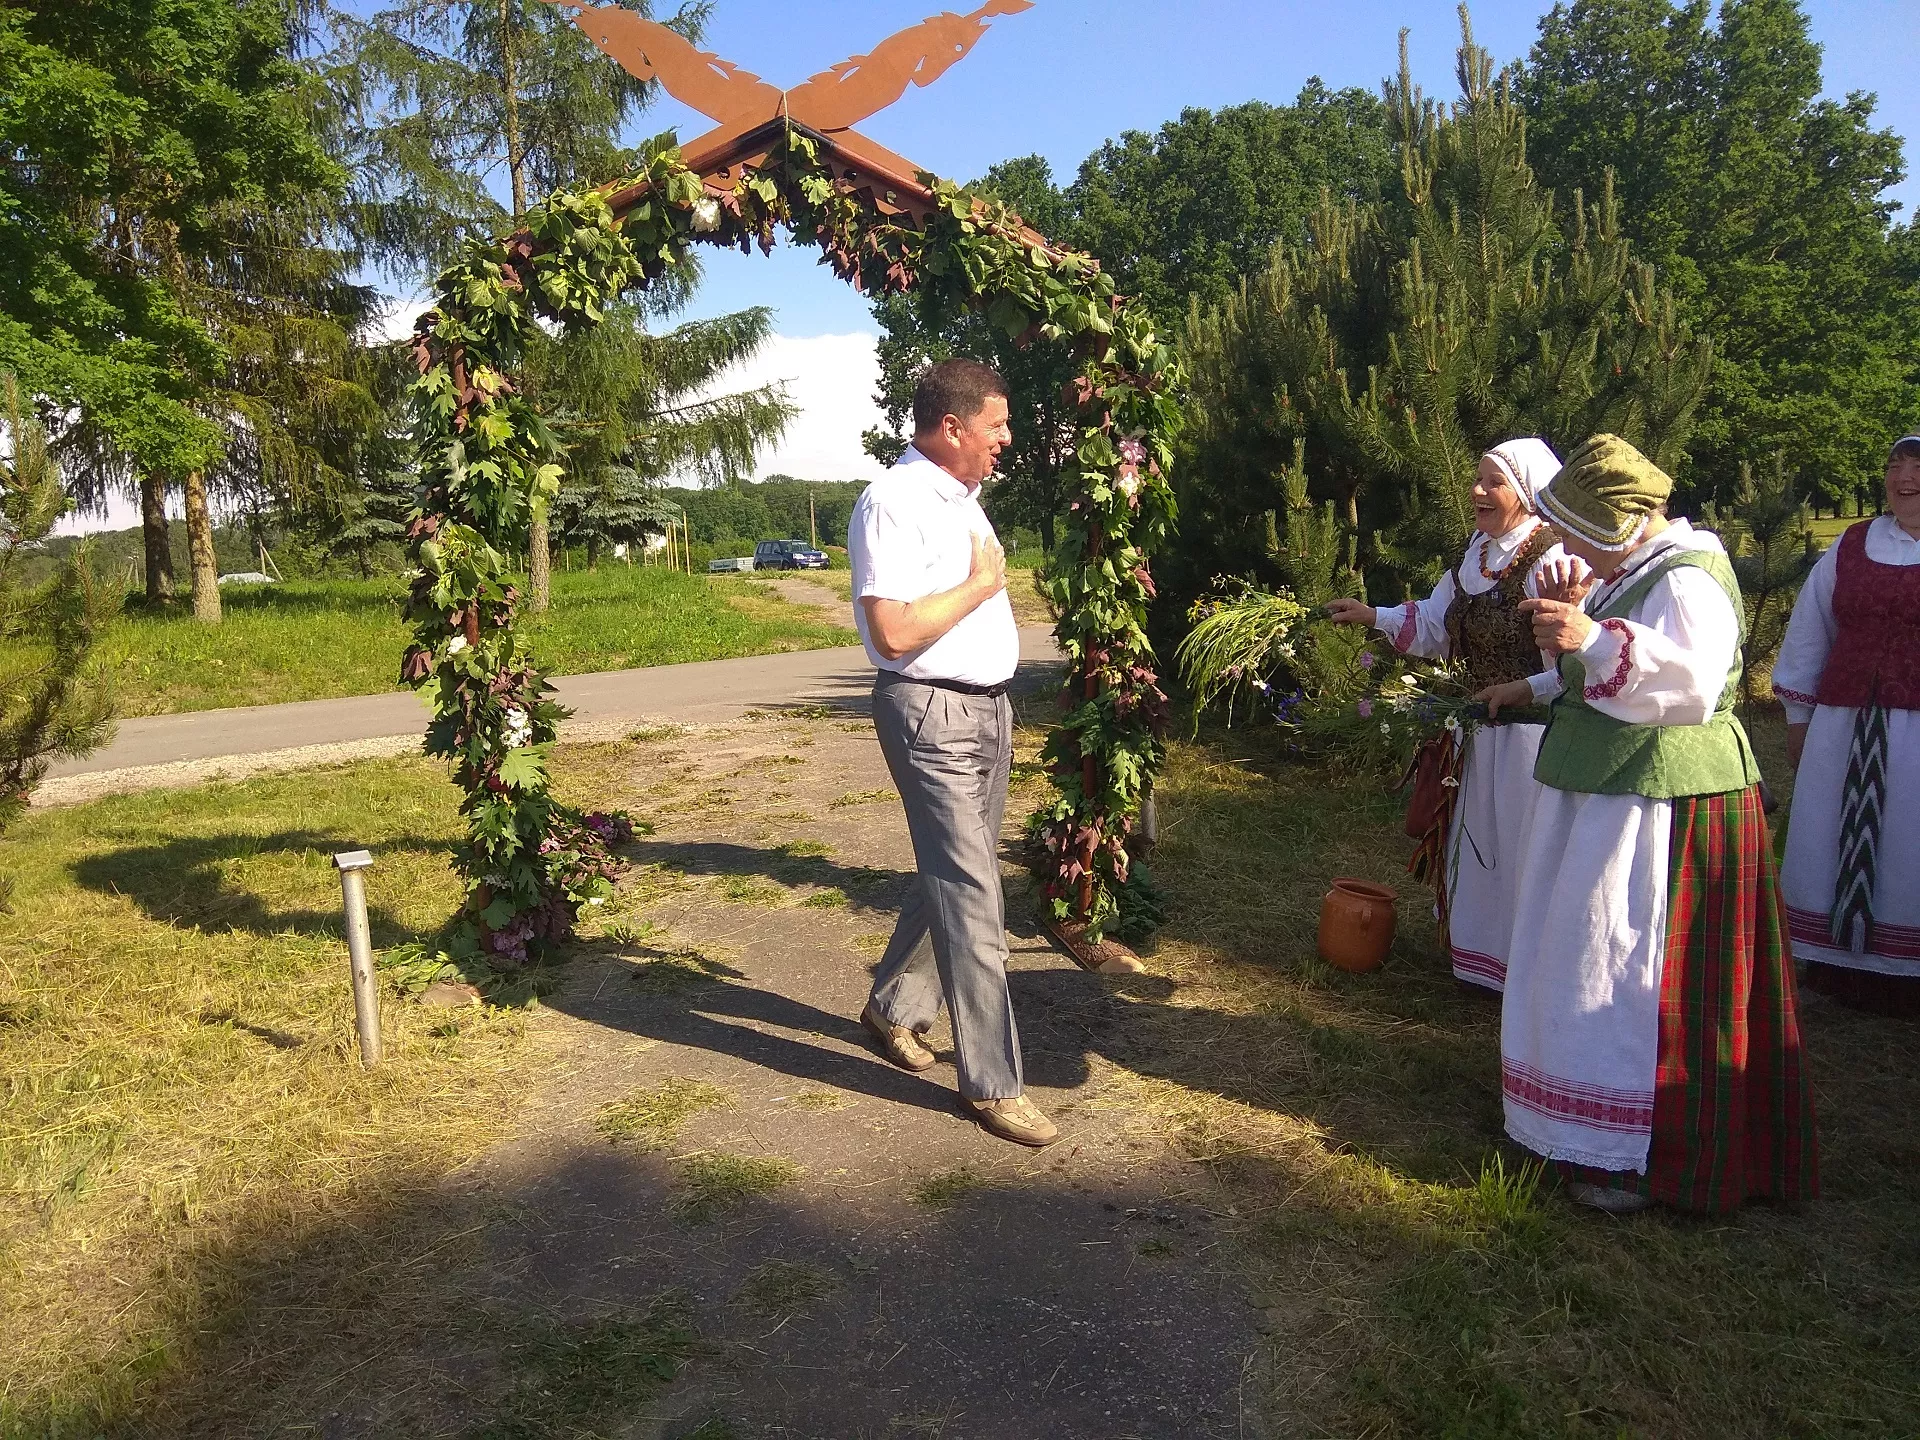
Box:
[1293,651,1486,774]
[1176,581,1489,772]
[1176,580,1312,724]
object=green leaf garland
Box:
[404,130,1184,966]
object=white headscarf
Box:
[1484,438,1562,515]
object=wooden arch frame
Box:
[403,108,1180,974]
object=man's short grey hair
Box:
[912,358,1008,436]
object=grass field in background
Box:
[102,567,857,716]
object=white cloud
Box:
[50,329,893,537]
[679,331,892,485]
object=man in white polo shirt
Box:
[847,357,1056,1147]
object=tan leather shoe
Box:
[860,1001,936,1072]
[965,1094,1060,1147]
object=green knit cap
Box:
[1536,434,1673,548]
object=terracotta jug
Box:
[1317,879,1398,973]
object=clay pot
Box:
[1317,879,1398,974]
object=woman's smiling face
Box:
[1472,454,1532,538]
[1888,442,1920,535]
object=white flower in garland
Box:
[446,635,470,656]
[1379,721,1392,736]
[691,197,722,233]
[1277,642,1296,660]
[1444,714,1463,736]
[503,707,533,748]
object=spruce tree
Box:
[1697,455,1819,699]
[0,377,112,899]
[1179,9,1711,608]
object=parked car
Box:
[754,539,829,571]
[707,556,755,573]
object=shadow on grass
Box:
[552,937,961,1122]
[70,829,453,948]
[626,837,909,906]
[30,1107,1262,1438]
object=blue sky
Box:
[630,0,1920,337]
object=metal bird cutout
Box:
[546,0,1035,183]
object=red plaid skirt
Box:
[1560,786,1820,1212]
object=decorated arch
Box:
[402,2,1182,970]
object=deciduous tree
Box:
[1519,0,1918,510]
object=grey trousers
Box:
[868,672,1023,1100]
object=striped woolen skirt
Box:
[1562,786,1820,1212]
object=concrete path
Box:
[46,627,1065,780]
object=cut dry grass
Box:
[596,1078,734,1153]
[787,1089,856,1114]
[0,755,549,1432]
[671,1153,801,1224]
[911,1167,996,1209]
[471,1294,703,1438]
[733,1259,836,1319]
[830,789,896,809]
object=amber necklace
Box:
[1475,521,1537,582]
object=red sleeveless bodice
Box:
[1816,521,1920,711]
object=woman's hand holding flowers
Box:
[1324,598,1377,627]
[1473,677,1536,720]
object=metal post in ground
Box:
[332,850,383,1067]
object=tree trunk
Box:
[529,518,551,612]
[140,473,175,602]
[498,0,551,611]
[499,0,527,222]
[586,536,601,570]
[182,469,222,625]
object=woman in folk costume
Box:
[1326,439,1587,992]
[1477,435,1818,1214]
[1771,434,1920,1015]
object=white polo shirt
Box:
[848,446,1020,686]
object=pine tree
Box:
[1697,455,1819,700]
[1520,0,1916,510]
[0,377,113,901]
[331,0,713,609]
[331,459,419,577]
[1179,9,1712,608]
[529,301,793,567]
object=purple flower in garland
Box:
[1358,651,1376,670]
[1357,699,1374,719]
[583,811,636,844]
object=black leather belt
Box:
[877,671,1010,699]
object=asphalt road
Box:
[48,627,1066,779]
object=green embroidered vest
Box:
[1532,545,1761,799]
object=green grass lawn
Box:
[7,716,1915,1434]
[103,566,857,716]
[0,755,545,1431]
[1138,707,1920,1436]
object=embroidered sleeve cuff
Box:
[1774,684,1818,725]
[1582,619,1635,701]
[1374,604,1419,653]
